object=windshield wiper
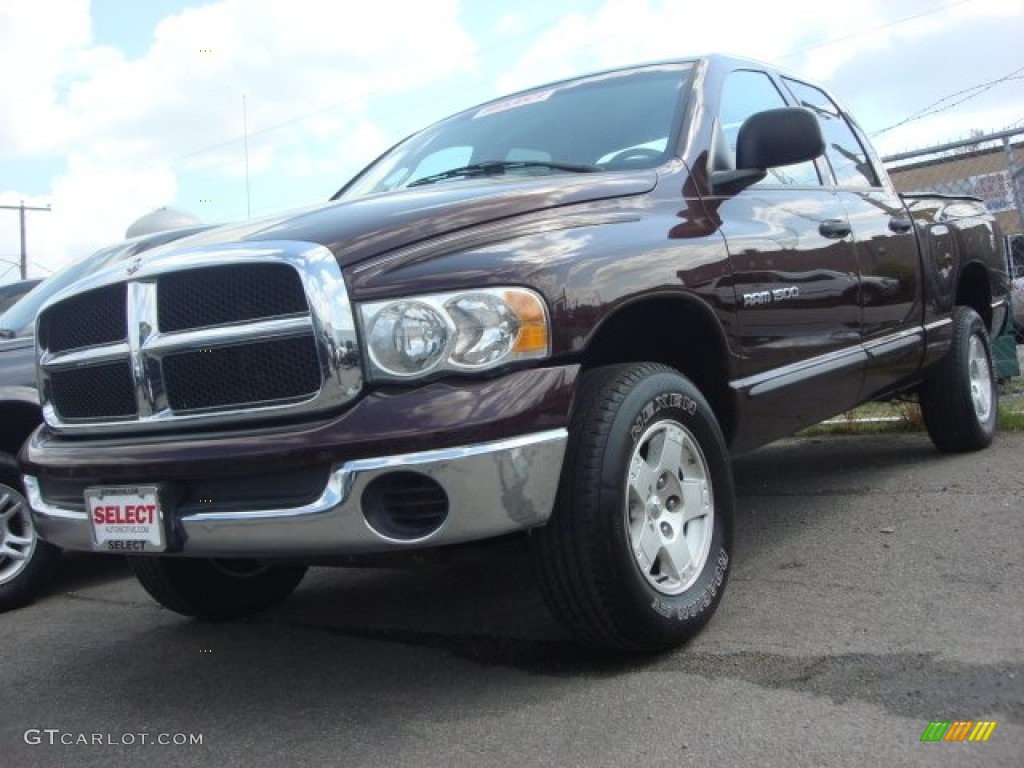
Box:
[407,160,601,188]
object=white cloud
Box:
[0,0,95,156]
[1,0,478,278]
[2,0,1022,284]
[495,0,1024,158]
[494,0,869,94]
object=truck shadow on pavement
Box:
[38,432,1024,727]
[41,551,133,597]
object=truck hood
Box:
[133,171,657,268]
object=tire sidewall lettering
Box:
[608,376,732,631]
[630,392,698,442]
[650,547,729,622]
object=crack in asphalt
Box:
[59,590,145,606]
[736,488,1022,497]
[259,617,1023,724]
[661,650,1023,724]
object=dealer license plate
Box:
[85,486,167,553]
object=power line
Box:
[779,0,973,60]
[129,0,613,177]
[872,67,1024,136]
[9,0,1017,221]
[147,0,982,179]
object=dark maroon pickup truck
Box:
[21,55,1008,651]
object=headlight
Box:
[366,301,449,376]
[360,287,549,380]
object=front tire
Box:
[532,363,734,652]
[0,457,61,612]
[919,306,997,453]
[130,557,307,619]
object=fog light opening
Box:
[361,472,449,541]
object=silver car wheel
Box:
[625,419,713,595]
[0,483,38,586]
[967,334,993,424]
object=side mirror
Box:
[710,107,824,196]
[736,107,824,170]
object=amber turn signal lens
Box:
[504,290,549,355]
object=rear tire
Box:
[919,307,997,453]
[0,456,61,612]
[531,363,734,652]
[130,557,307,619]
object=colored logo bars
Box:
[921,721,997,742]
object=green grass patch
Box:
[799,385,1024,436]
[999,401,1024,430]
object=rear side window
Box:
[782,78,880,188]
[717,70,822,187]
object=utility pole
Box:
[1,201,51,279]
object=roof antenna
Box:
[243,93,251,218]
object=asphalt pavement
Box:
[2,432,1022,767]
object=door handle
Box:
[819,219,851,239]
[889,217,913,234]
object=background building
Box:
[886,128,1024,276]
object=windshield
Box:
[338,62,694,198]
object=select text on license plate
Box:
[85,486,166,552]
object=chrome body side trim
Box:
[863,328,924,360]
[924,318,953,334]
[731,344,867,398]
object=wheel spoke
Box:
[654,426,685,477]
[632,520,661,575]
[0,542,29,561]
[660,530,692,584]
[628,454,658,503]
[967,336,993,421]
[0,492,18,524]
[972,385,985,416]
[5,531,33,548]
[679,477,709,524]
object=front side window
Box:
[716,70,822,187]
[782,78,879,188]
[339,63,694,198]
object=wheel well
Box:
[0,402,42,459]
[955,262,993,331]
[578,298,734,443]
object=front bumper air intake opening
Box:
[361,472,449,541]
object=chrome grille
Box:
[40,283,127,353]
[50,361,137,419]
[158,263,307,332]
[37,241,363,434]
[162,337,321,412]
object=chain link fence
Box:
[885,128,1023,381]
[884,128,1024,276]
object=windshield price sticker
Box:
[85,486,166,552]
[474,89,554,119]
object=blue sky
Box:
[1,0,1022,283]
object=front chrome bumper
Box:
[25,429,567,558]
